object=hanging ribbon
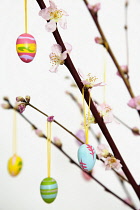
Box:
[24,0,28,33]
[82,88,91,145]
[12,109,17,155]
[47,119,52,178]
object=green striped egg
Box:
[40,177,58,204]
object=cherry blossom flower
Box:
[49,44,68,72]
[88,3,101,13]
[95,103,114,123]
[104,156,122,170]
[97,144,110,159]
[128,96,140,110]
[39,0,68,32]
[78,70,105,89]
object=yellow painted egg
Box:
[7,154,23,176]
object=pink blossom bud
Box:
[54,137,62,148]
[35,129,44,137]
[95,37,103,44]
[25,95,30,103]
[88,3,101,13]
[1,103,11,109]
[16,96,25,102]
[17,103,26,113]
[47,116,54,122]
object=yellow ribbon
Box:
[82,88,91,145]
[47,121,52,177]
[24,0,28,33]
[12,109,17,155]
[103,48,107,103]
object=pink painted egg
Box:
[16,33,36,63]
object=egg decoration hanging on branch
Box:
[40,177,58,204]
[16,33,36,63]
[16,0,37,63]
[78,144,96,172]
[7,154,23,176]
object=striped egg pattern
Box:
[16,33,36,63]
[40,177,58,204]
[78,144,96,172]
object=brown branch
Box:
[35,0,140,199]
[3,100,137,210]
[83,0,140,118]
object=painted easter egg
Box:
[40,177,58,204]
[16,33,36,63]
[78,144,96,172]
[7,154,23,176]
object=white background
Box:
[0,0,140,209]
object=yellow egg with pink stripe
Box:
[16,33,36,63]
[7,154,23,176]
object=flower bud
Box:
[47,116,54,122]
[1,103,11,109]
[54,137,62,148]
[25,95,30,103]
[16,96,25,102]
[35,129,44,137]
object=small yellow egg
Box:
[7,154,23,176]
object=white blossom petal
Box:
[64,42,72,54]
[49,0,57,9]
[51,44,62,55]
[45,20,56,32]
[61,51,67,60]
[59,17,67,29]
[49,65,59,73]
[39,8,50,20]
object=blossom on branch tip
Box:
[128,95,140,110]
[35,129,44,137]
[17,103,26,113]
[39,0,68,32]
[25,95,30,103]
[54,137,62,148]
[1,103,11,109]
[116,65,128,77]
[97,144,109,159]
[16,96,25,102]
[95,37,104,45]
[49,44,68,72]
[104,156,122,170]
[88,3,101,13]
[78,70,105,89]
[47,116,54,122]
